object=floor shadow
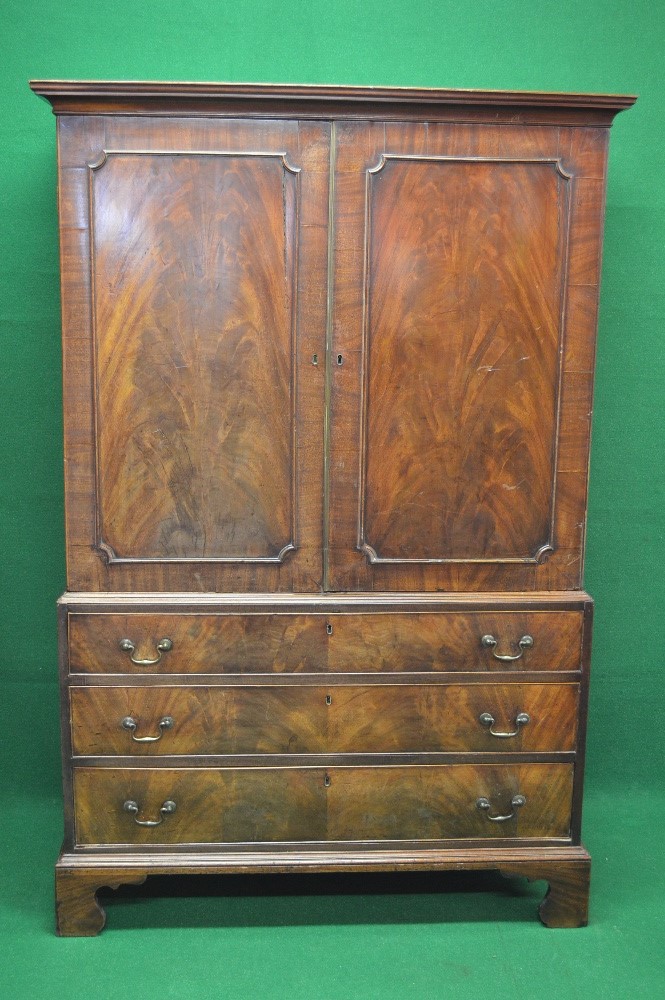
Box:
[100,869,547,930]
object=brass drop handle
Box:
[481,634,533,662]
[476,794,526,822]
[121,716,174,743]
[123,799,176,827]
[119,637,173,665]
[479,711,530,738]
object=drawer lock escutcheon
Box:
[478,711,530,738]
[121,715,174,743]
[476,794,526,822]
[481,634,533,662]
[119,637,173,665]
[123,799,177,827]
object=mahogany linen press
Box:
[30,81,635,934]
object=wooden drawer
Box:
[67,611,583,674]
[73,763,574,845]
[328,613,583,672]
[70,683,579,755]
[68,614,326,674]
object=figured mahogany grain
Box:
[327,120,609,592]
[327,764,573,841]
[70,682,578,756]
[92,152,296,562]
[327,611,583,672]
[34,83,634,933]
[74,766,327,844]
[326,683,578,754]
[67,609,583,673]
[68,612,327,673]
[363,158,564,563]
[73,763,573,845]
[55,117,329,592]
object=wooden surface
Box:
[72,763,573,844]
[92,149,298,563]
[53,109,610,593]
[327,121,608,592]
[70,682,579,755]
[55,866,147,937]
[67,609,584,673]
[32,80,635,127]
[362,157,563,563]
[35,82,628,931]
[54,846,591,934]
[57,115,329,592]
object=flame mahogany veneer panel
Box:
[73,763,574,844]
[67,610,584,673]
[70,682,579,756]
[363,158,565,563]
[56,117,330,592]
[327,122,610,592]
[92,151,297,562]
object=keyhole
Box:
[325,694,332,706]
[336,354,343,366]
[311,354,318,365]
[324,773,331,787]
[326,623,333,635]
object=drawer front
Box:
[69,614,327,674]
[73,763,573,845]
[328,613,583,672]
[70,683,579,756]
[68,610,583,674]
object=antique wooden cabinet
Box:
[31,81,635,935]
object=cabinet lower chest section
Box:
[59,597,592,852]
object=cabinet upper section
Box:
[31,83,635,593]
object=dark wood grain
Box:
[67,609,583,674]
[37,83,634,932]
[362,157,564,563]
[31,81,636,127]
[69,682,579,755]
[327,611,584,673]
[68,612,328,673]
[327,763,573,841]
[74,766,327,844]
[72,763,573,845]
[499,857,591,927]
[92,151,297,562]
[327,120,609,592]
[55,867,147,936]
[53,846,591,935]
[55,116,329,592]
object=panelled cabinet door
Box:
[326,122,607,592]
[59,117,330,592]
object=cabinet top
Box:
[30,80,636,125]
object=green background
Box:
[1,1,663,996]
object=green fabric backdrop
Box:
[0,2,662,997]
